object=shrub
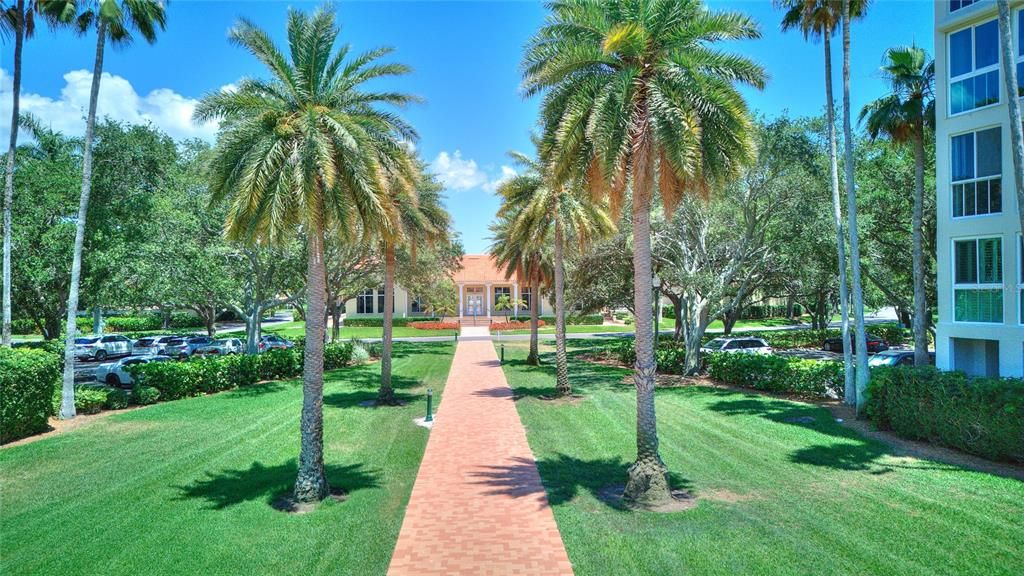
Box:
[69,387,108,415]
[168,312,205,329]
[609,340,687,374]
[867,367,1024,462]
[343,317,441,327]
[537,314,604,326]
[0,348,60,443]
[409,321,459,330]
[104,315,163,333]
[490,320,546,331]
[707,352,844,398]
[133,385,160,405]
[11,318,38,335]
[258,348,303,381]
[104,388,131,410]
[324,341,354,370]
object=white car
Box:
[700,337,773,355]
[95,355,172,388]
[74,334,133,361]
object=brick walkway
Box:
[387,336,574,576]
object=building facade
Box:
[935,0,1024,377]
[343,254,552,319]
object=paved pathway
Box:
[387,331,574,576]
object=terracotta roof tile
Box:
[452,254,519,284]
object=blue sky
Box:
[1,0,934,253]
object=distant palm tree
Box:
[379,165,449,406]
[490,204,553,366]
[859,45,934,367]
[997,0,1024,239]
[496,147,612,396]
[194,6,415,504]
[44,0,166,419]
[524,0,764,507]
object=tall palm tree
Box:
[378,164,449,406]
[777,0,856,404]
[841,0,870,413]
[497,147,612,396]
[45,0,166,419]
[194,6,415,504]
[859,45,934,367]
[490,197,553,367]
[997,0,1024,238]
[523,0,763,506]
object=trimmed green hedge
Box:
[0,348,60,443]
[867,367,1024,462]
[343,317,441,327]
[51,385,111,416]
[537,314,604,326]
[707,352,844,398]
[609,340,688,375]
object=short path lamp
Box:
[425,388,434,422]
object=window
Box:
[952,127,1002,217]
[950,0,978,13]
[377,288,385,313]
[494,286,511,302]
[949,19,1000,114]
[521,287,532,310]
[357,288,375,314]
[954,237,1003,323]
[410,297,423,314]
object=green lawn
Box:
[0,341,455,576]
[496,320,675,336]
[263,321,456,340]
[498,341,1024,576]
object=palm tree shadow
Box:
[176,460,380,510]
[323,389,419,408]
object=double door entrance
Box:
[465,287,485,316]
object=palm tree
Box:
[378,164,449,406]
[859,45,934,367]
[777,0,856,405]
[523,0,764,506]
[45,0,166,419]
[490,202,553,367]
[997,0,1024,238]
[194,6,415,504]
[496,147,612,396]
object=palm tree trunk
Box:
[60,21,107,420]
[824,33,855,406]
[842,0,869,414]
[998,0,1024,254]
[552,216,570,396]
[527,272,540,365]
[378,241,396,404]
[294,205,329,504]
[2,1,24,348]
[911,129,929,365]
[623,171,671,506]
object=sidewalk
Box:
[387,332,573,576]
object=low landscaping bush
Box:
[104,388,131,410]
[610,339,688,375]
[104,315,163,333]
[538,314,604,326]
[490,319,546,331]
[324,341,355,370]
[707,352,844,398]
[867,367,1024,462]
[133,385,160,405]
[408,321,459,330]
[0,348,60,443]
[343,317,441,327]
[65,387,109,415]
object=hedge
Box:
[610,339,688,375]
[707,352,844,398]
[128,342,359,401]
[537,314,604,326]
[50,385,111,416]
[490,320,546,331]
[0,348,60,443]
[409,321,459,330]
[343,317,441,327]
[867,367,1024,462]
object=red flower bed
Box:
[490,320,546,331]
[409,321,459,330]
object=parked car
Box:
[259,334,294,352]
[868,349,935,368]
[133,335,179,356]
[822,332,889,354]
[95,355,172,387]
[196,338,244,356]
[163,335,214,359]
[700,337,772,355]
[74,334,133,361]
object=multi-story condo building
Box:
[936,0,1024,377]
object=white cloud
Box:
[0,67,222,142]
[430,150,516,193]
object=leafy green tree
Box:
[490,212,552,365]
[195,6,414,505]
[524,0,764,506]
[859,45,934,365]
[44,0,167,419]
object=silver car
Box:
[163,335,215,359]
[95,355,172,387]
[74,334,133,361]
[700,337,773,355]
[133,335,179,356]
[196,338,244,356]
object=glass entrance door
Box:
[467,293,483,316]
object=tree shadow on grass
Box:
[500,355,627,400]
[323,389,419,409]
[226,381,294,398]
[388,342,454,359]
[470,454,691,510]
[177,460,379,510]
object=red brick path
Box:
[387,338,574,576]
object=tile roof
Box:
[452,254,519,284]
